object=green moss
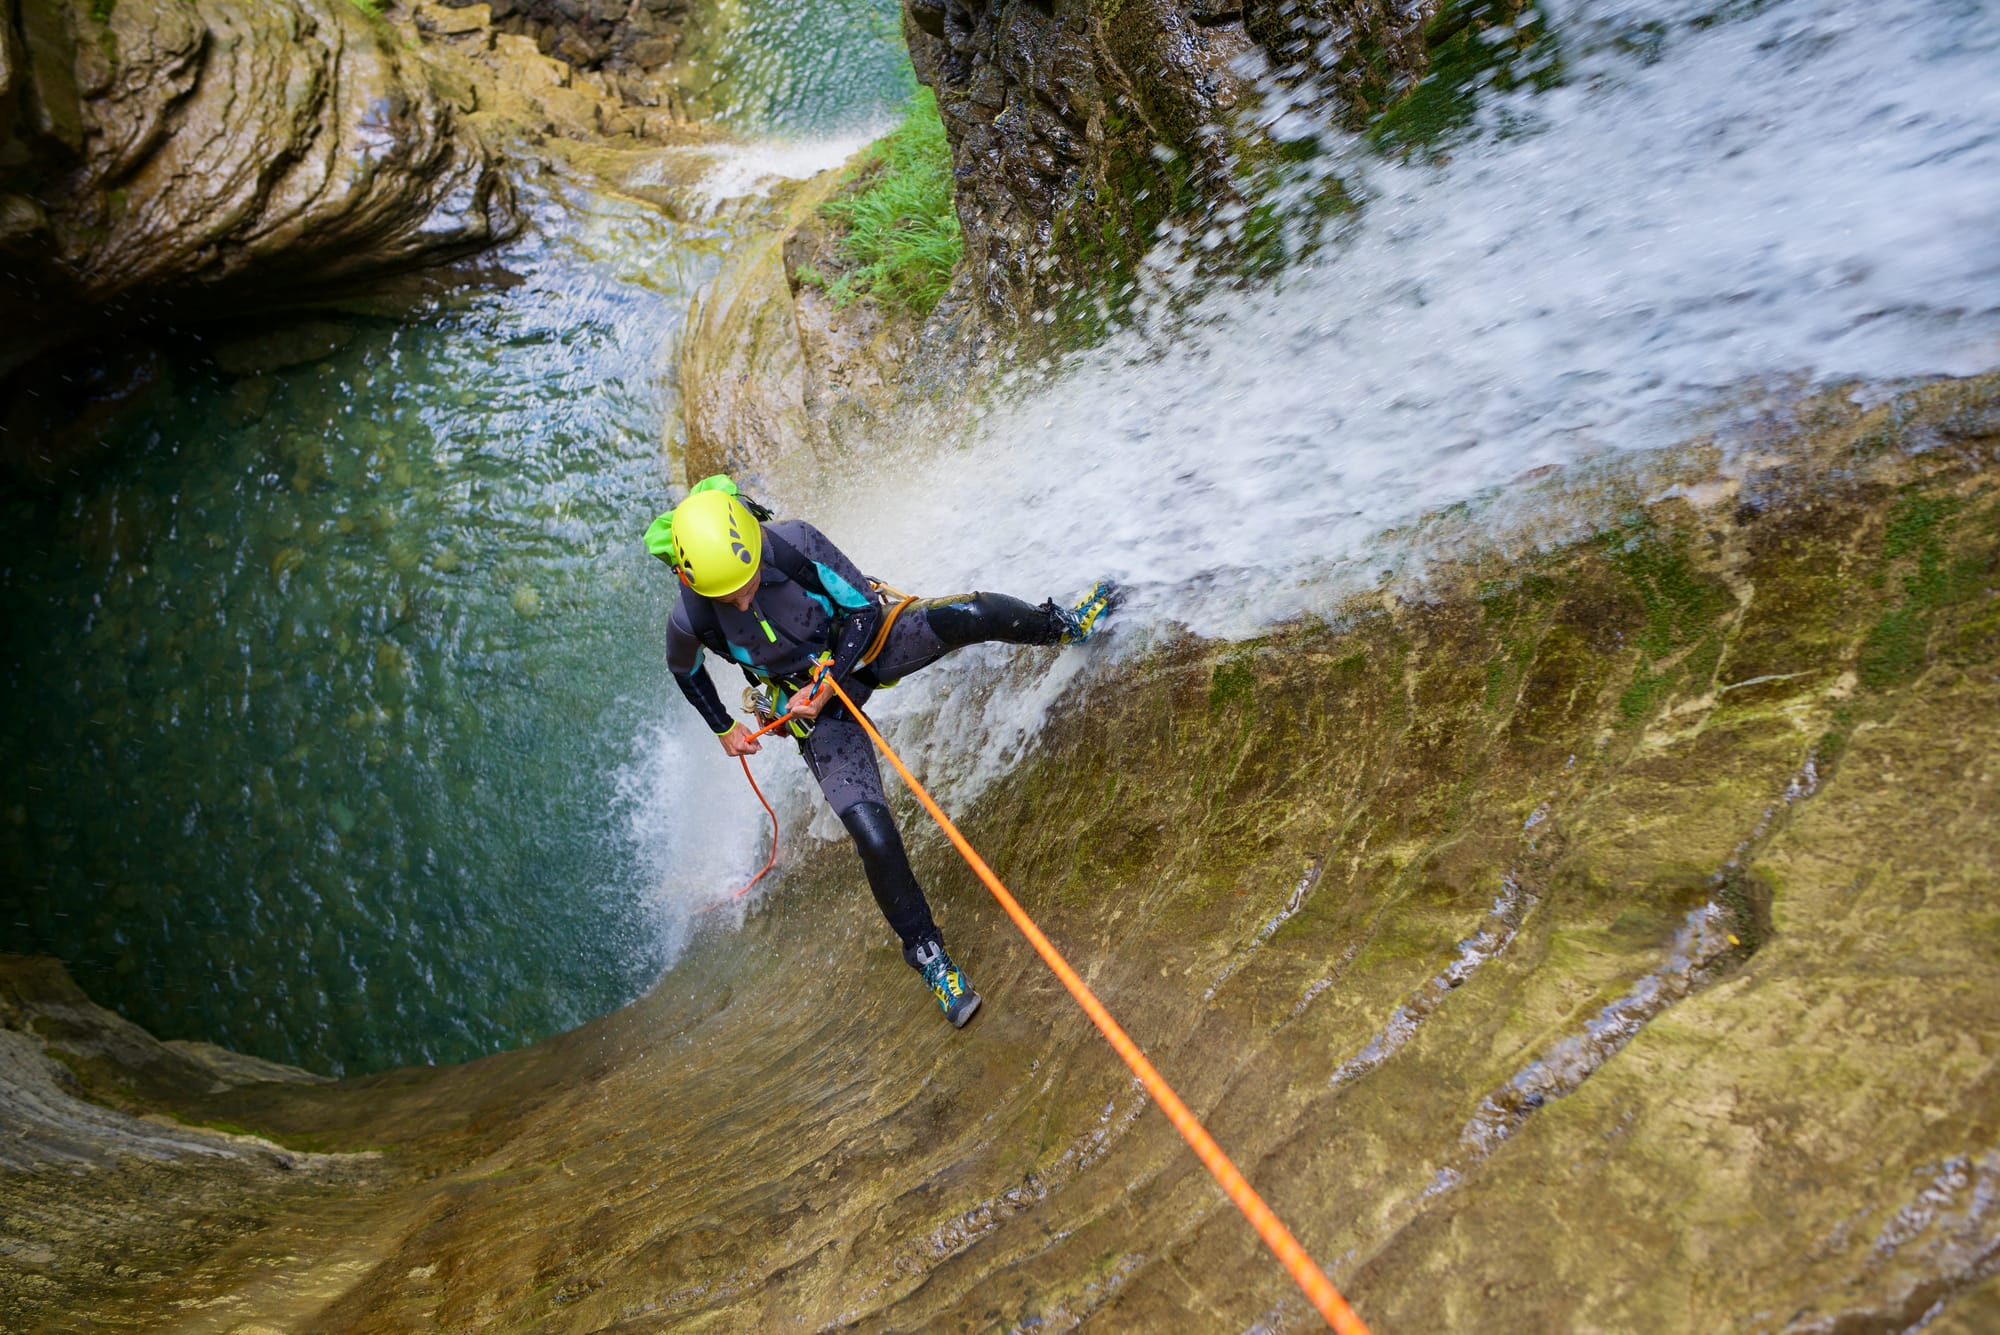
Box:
[1595,523,1732,723]
[1681,632,1724,692]
[1483,653,1512,709]
[1209,657,1256,716]
[1953,594,2000,662]
[1369,0,1563,154]
[1857,489,1976,690]
[1603,524,1730,661]
[1227,145,1357,282]
[1858,606,1928,689]
[1816,705,1856,768]
[818,88,962,315]
[1618,665,1674,722]
[1881,492,1958,561]
[1044,118,1200,343]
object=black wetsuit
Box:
[665,520,1063,955]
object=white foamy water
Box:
[693,126,889,205]
[615,710,821,947]
[827,0,1997,629]
[636,0,2000,917]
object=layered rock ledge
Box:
[899,0,1469,324]
[0,0,529,372]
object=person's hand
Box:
[788,678,833,720]
[720,724,762,757]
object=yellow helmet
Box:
[667,489,763,596]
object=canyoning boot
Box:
[906,938,981,1027]
[1048,579,1119,645]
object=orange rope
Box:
[819,675,1372,1335]
[701,711,804,912]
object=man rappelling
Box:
[649,476,1116,1027]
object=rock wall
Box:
[6,374,1998,1332]
[678,165,933,484]
[0,0,522,374]
[450,0,691,98]
[899,0,1488,327]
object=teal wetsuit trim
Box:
[812,561,872,611]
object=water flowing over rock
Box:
[898,0,1440,325]
[679,167,929,483]
[5,0,1998,1323]
[0,0,523,373]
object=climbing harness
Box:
[861,578,919,671]
[815,672,1374,1335]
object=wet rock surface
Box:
[898,0,1443,327]
[5,374,1996,1330]
[0,0,525,374]
[443,0,692,91]
[0,956,387,1328]
[679,164,932,484]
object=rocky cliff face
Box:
[674,0,1501,479]
[450,0,691,99]
[900,0,1525,329]
[0,0,523,373]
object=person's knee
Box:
[839,800,907,869]
[839,801,936,947]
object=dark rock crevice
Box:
[445,0,691,96]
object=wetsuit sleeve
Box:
[666,604,736,736]
[790,522,881,688]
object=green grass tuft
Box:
[819,88,963,316]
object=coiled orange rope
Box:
[818,675,1373,1335]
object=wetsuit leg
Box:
[864,592,1061,683]
[800,715,888,814]
[924,592,1061,649]
[805,595,1059,949]
[803,716,941,951]
[840,800,940,952]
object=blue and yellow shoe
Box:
[906,938,981,1027]
[1050,579,1119,645]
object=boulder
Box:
[440,0,690,76]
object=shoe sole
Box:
[949,994,982,1028]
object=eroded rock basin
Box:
[3,375,1998,1332]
